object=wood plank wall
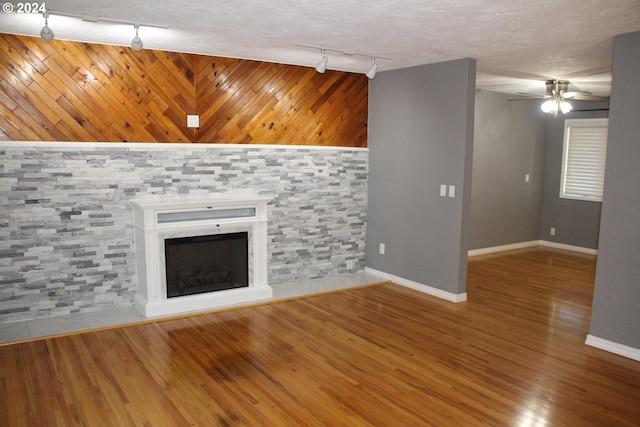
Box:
[0,34,368,147]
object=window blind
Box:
[560,118,608,201]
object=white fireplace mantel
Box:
[130,194,272,317]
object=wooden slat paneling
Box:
[0,34,195,143]
[194,55,368,146]
[0,34,368,147]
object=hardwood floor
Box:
[1,247,639,426]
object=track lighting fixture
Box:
[366,57,378,80]
[131,24,143,51]
[40,12,54,41]
[297,43,391,79]
[39,9,168,49]
[315,49,328,73]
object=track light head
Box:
[131,24,143,51]
[315,50,328,73]
[40,12,54,41]
[366,58,378,79]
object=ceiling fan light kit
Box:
[541,98,573,116]
[541,80,572,117]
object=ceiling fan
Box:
[515,80,609,117]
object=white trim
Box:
[585,335,640,362]
[539,240,598,255]
[468,241,539,257]
[364,267,467,303]
[0,141,368,152]
[468,240,597,257]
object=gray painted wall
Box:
[589,31,640,349]
[366,58,476,294]
[470,91,547,250]
[539,103,609,249]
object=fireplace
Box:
[130,195,272,317]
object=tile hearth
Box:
[0,271,384,344]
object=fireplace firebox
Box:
[165,232,249,297]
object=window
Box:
[560,118,609,202]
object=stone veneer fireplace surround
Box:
[1,142,367,323]
[130,195,272,317]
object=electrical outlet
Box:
[346,260,354,269]
[440,184,447,197]
[550,227,556,236]
[186,115,199,128]
[379,243,385,255]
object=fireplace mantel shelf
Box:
[130,194,272,211]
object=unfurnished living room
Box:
[1,1,639,425]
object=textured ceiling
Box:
[1,0,639,96]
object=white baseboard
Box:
[585,334,640,362]
[364,267,467,303]
[468,240,597,257]
[468,241,540,257]
[539,240,598,255]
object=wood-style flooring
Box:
[1,247,639,426]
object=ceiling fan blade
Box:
[562,91,592,98]
[515,92,549,98]
[566,94,610,101]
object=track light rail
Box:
[296,43,392,60]
[45,9,169,29]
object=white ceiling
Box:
[1,0,639,97]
